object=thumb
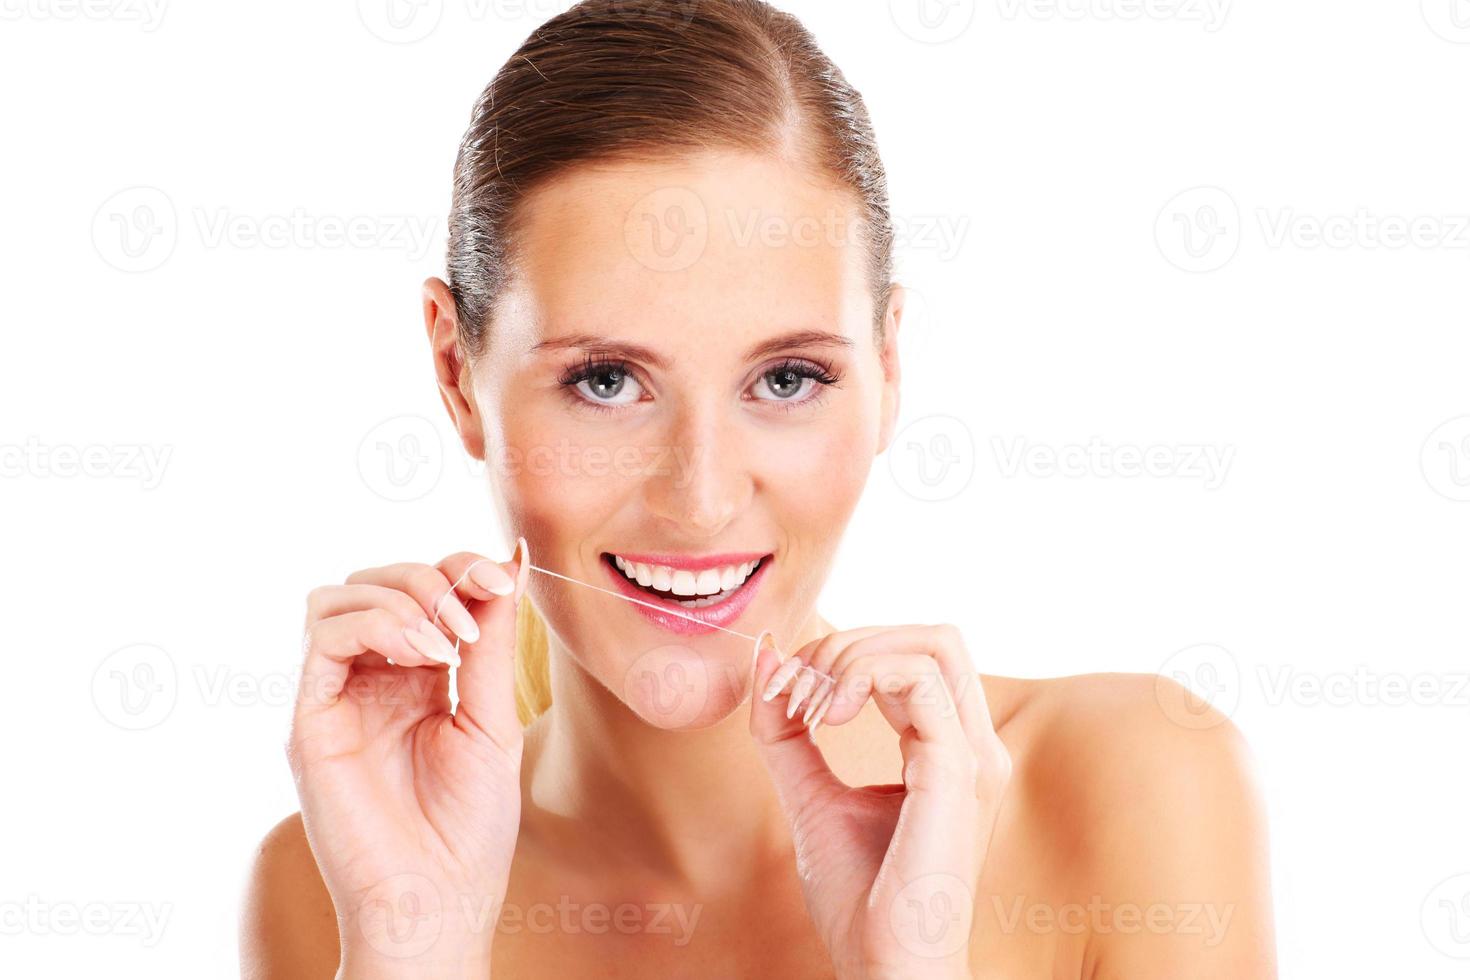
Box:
[749,631,844,818]
[454,537,530,750]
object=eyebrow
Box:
[530,329,854,367]
[530,335,672,369]
[744,329,856,361]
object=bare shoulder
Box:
[980,672,1277,977]
[240,812,339,980]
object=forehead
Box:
[497,151,872,353]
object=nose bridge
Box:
[645,397,747,537]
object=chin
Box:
[616,639,755,731]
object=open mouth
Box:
[596,550,773,636]
[601,552,768,609]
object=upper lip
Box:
[602,551,771,572]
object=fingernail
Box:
[511,536,530,605]
[404,619,459,667]
[437,596,480,644]
[802,677,833,726]
[752,630,776,670]
[808,690,834,731]
[761,655,803,702]
[469,560,515,597]
[787,667,817,719]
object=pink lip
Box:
[600,552,772,636]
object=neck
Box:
[522,612,832,889]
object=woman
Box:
[241,1,1275,976]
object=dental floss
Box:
[432,557,834,684]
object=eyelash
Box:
[555,356,843,413]
[756,357,842,412]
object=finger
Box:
[452,537,529,751]
[781,625,914,720]
[748,632,845,817]
[436,551,517,603]
[823,625,992,748]
[304,584,426,626]
[823,651,970,758]
[345,561,481,644]
[297,608,457,713]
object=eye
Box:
[559,357,645,408]
[750,358,841,405]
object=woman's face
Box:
[454,150,902,729]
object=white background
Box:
[2,0,1467,976]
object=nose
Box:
[640,400,751,538]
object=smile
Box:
[599,551,772,635]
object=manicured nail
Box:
[802,677,833,725]
[511,536,530,605]
[787,667,817,719]
[808,689,834,731]
[468,559,515,597]
[752,630,775,671]
[761,656,804,702]
[437,595,480,644]
[404,619,459,667]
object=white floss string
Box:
[432,557,835,684]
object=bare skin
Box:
[243,665,1272,978]
[241,149,1274,978]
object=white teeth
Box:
[670,570,696,596]
[611,555,763,598]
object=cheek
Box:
[490,412,641,539]
[770,402,878,527]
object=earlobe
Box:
[422,277,486,461]
[875,283,905,456]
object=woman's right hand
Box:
[287,542,529,979]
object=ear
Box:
[422,277,485,461]
[875,282,905,456]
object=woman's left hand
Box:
[749,624,1012,980]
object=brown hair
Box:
[444,0,896,723]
